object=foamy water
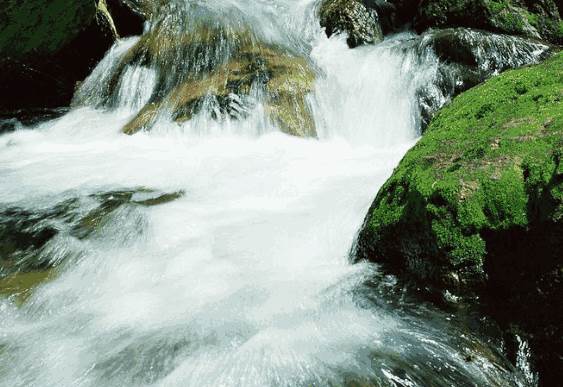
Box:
[0,1,531,386]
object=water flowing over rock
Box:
[74,2,318,137]
[319,0,384,47]
[413,27,552,129]
[356,53,563,386]
[0,0,554,386]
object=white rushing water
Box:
[0,1,530,386]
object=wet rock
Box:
[415,0,563,44]
[0,0,118,115]
[396,27,552,131]
[319,0,383,47]
[0,269,56,305]
[109,25,317,137]
[0,188,183,275]
[356,53,563,386]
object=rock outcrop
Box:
[106,0,146,36]
[357,52,563,386]
[319,0,383,47]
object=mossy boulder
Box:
[0,0,118,116]
[415,0,563,44]
[319,0,383,48]
[357,52,562,385]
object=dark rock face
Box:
[106,0,146,37]
[414,0,563,44]
[363,0,420,33]
[356,53,563,386]
[0,0,118,117]
[320,0,383,47]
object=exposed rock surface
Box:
[0,1,117,115]
[319,0,383,47]
[106,0,146,36]
[364,0,419,33]
[357,52,563,386]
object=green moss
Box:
[0,0,96,56]
[359,52,563,292]
[416,0,562,43]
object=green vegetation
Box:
[0,0,96,56]
[358,52,563,292]
[416,0,563,44]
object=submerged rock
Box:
[415,0,563,44]
[0,269,56,305]
[319,0,383,47]
[0,188,183,277]
[356,52,563,385]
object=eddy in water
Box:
[0,1,542,386]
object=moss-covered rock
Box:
[357,52,562,385]
[415,0,563,44]
[319,0,383,48]
[0,0,117,116]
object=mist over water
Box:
[0,1,532,386]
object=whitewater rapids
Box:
[0,1,532,386]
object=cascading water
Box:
[0,1,537,386]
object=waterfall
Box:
[0,1,532,386]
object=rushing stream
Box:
[0,1,535,386]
